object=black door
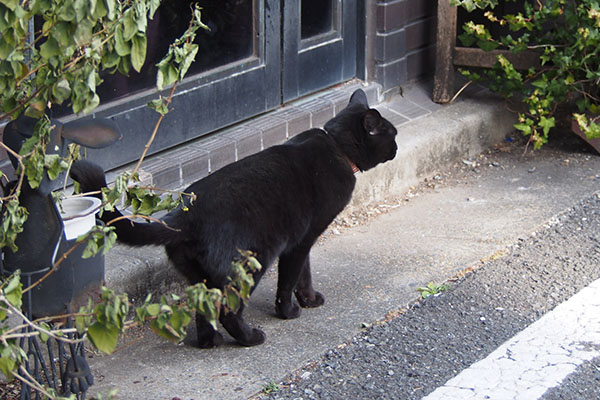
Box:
[80,0,358,170]
[282,0,358,103]
[84,0,280,170]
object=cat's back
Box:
[190,129,337,189]
[179,128,351,212]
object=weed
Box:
[417,282,450,299]
[263,382,279,394]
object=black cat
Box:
[70,89,397,347]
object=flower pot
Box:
[59,196,102,240]
[571,117,600,154]
[2,194,105,317]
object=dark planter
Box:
[1,194,104,318]
[0,115,120,318]
[571,117,600,154]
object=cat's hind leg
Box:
[196,313,224,348]
[220,304,266,346]
[294,258,325,308]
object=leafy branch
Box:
[453,0,600,148]
[0,1,257,399]
[0,251,261,391]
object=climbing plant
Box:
[452,0,600,148]
[0,1,259,397]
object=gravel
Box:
[259,192,600,400]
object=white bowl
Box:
[59,197,102,240]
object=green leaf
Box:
[458,32,477,47]
[539,116,555,135]
[82,235,99,259]
[0,355,17,379]
[3,273,22,309]
[105,0,117,20]
[39,322,51,343]
[134,1,148,33]
[514,122,532,135]
[59,0,76,22]
[73,0,91,21]
[74,18,94,46]
[463,0,476,12]
[0,0,18,12]
[52,78,71,104]
[477,39,499,51]
[75,308,92,334]
[0,200,28,252]
[115,26,131,56]
[87,322,119,354]
[148,0,160,18]
[122,9,138,41]
[247,255,262,273]
[82,93,100,114]
[102,230,117,255]
[170,308,191,332]
[92,0,107,19]
[40,37,60,60]
[102,50,120,69]
[225,288,240,312]
[44,154,68,180]
[130,34,147,73]
[0,35,14,59]
[156,64,178,91]
[179,43,198,80]
[145,303,160,317]
[52,21,74,48]
[148,98,169,115]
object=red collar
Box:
[321,128,360,174]
[344,155,360,174]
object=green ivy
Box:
[0,1,210,253]
[1,251,261,384]
[0,2,259,397]
[454,0,600,148]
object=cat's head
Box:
[324,89,397,172]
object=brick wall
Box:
[375,0,437,91]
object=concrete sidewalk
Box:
[83,81,600,399]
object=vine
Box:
[452,0,600,148]
[0,1,259,397]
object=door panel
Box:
[282,0,357,103]
[68,0,360,170]
[84,0,280,170]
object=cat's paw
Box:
[238,328,266,347]
[196,331,224,348]
[295,289,325,308]
[276,300,302,319]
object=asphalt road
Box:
[260,138,600,399]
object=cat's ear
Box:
[363,109,382,134]
[349,89,369,108]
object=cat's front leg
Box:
[294,258,325,308]
[196,313,224,348]
[276,250,308,319]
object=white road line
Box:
[422,278,600,400]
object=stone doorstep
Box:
[108,78,455,192]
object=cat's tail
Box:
[70,160,178,247]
